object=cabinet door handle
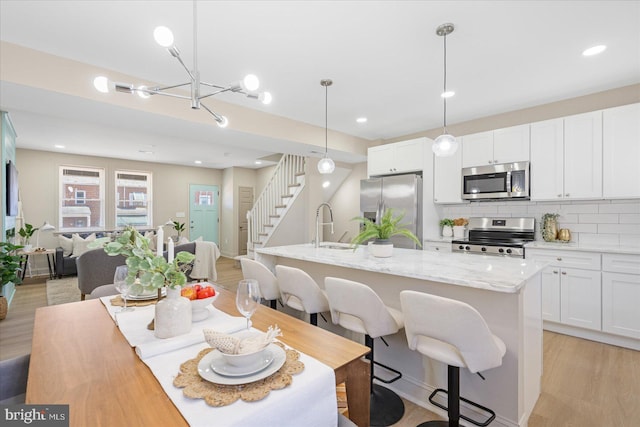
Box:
[557,194,562,198]
[565,193,570,197]
[488,160,493,164]
[494,159,498,164]
[553,270,559,274]
[556,257,562,261]
[561,271,567,275]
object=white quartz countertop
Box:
[525,241,640,255]
[256,243,546,294]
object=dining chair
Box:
[0,353,30,404]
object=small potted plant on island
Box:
[452,217,469,239]
[351,209,421,258]
[439,218,454,237]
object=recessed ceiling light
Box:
[194,160,202,164]
[441,91,455,98]
[54,144,65,149]
[138,150,153,155]
[322,181,330,188]
[356,117,367,123]
[582,45,607,56]
[255,160,263,165]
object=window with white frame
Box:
[115,171,152,228]
[59,166,105,230]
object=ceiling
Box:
[1,0,638,169]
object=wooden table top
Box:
[27,288,370,426]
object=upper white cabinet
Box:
[433,138,464,204]
[368,138,425,176]
[530,111,603,201]
[603,103,640,199]
[461,124,530,167]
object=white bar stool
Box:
[274,265,329,326]
[240,258,280,309]
[325,277,405,426]
[399,290,507,427]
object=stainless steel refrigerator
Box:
[360,174,422,249]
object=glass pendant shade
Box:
[317,156,335,174]
[432,133,458,156]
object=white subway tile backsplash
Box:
[436,199,639,244]
[579,233,620,246]
[598,223,640,234]
[579,213,619,224]
[599,202,640,213]
[620,214,640,224]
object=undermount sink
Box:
[319,244,352,250]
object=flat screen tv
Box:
[6,160,18,216]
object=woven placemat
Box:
[109,295,158,307]
[174,342,304,406]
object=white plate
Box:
[126,288,166,301]
[198,344,286,385]
[211,349,274,377]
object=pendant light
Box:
[432,23,458,157]
[317,79,336,174]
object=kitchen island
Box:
[256,243,546,427]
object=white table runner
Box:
[99,296,338,427]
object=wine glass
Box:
[113,265,134,312]
[236,279,261,330]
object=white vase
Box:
[154,286,192,339]
[442,225,453,237]
[369,240,394,258]
[453,226,466,239]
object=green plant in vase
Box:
[172,221,186,238]
[18,223,38,247]
[1,241,24,287]
[351,209,421,248]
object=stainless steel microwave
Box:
[461,161,530,200]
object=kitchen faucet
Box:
[315,203,334,248]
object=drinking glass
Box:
[236,279,261,330]
[113,265,134,312]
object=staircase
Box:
[247,154,306,258]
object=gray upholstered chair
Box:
[0,354,30,404]
[76,249,127,300]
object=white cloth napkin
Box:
[99,297,248,359]
[142,339,338,427]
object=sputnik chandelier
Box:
[93,0,271,128]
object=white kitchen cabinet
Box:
[422,240,452,252]
[602,253,640,339]
[603,103,640,199]
[527,249,601,332]
[461,124,530,167]
[530,111,603,201]
[368,138,425,176]
[433,138,464,204]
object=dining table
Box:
[26,288,371,426]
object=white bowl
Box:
[189,284,219,321]
[219,331,268,367]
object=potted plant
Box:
[104,227,196,338]
[351,209,421,257]
[0,241,23,320]
[172,220,186,241]
[439,218,454,237]
[452,217,469,238]
[18,223,38,251]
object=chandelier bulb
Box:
[259,92,273,105]
[317,156,335,174]
[216,115,229,128]
[242,74,260,92]
[154,26,174,48]
[93,76,110,93]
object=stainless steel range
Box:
[451,217,535,258]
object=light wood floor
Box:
[1,257,638,426]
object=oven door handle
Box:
[506,171,512,196]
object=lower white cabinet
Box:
[559,267,601,331]
[422,240,452,252]
[601,253,640,339]
[527,249,601,331]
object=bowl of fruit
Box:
[181,283,218,322]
